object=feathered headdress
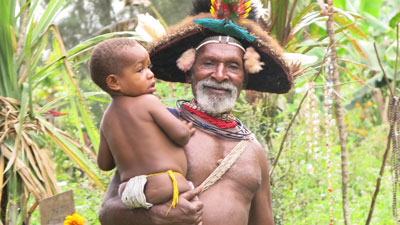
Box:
[148,0,294,93]
[210,0,251,22]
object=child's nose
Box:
[147,69,154,79]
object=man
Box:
[99,1,295,224]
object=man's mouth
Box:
[204,85,232,94]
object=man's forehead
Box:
[196,36,245,52]
[196,43,244,58]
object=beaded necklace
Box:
[177,100,251,140]
[182,100,238,128]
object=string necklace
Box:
[177,100,252,140]
[182,99,238,128]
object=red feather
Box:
[210,0,251,22]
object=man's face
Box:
[189,43,245,114]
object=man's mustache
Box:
[198,79,237,94]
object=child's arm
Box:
[97,130,116,171]
[145,95,195,146]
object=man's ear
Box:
[185,70,192,83]
[185,74,192,83]
[106,74,120,91]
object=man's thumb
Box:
[180,186,202,200]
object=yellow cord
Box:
[147,170,181,215]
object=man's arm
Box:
[99,172,204,225]
[97,130,115,171]
[144,94,194,146]
[248,143,275,225]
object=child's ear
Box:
[106,74,120,91]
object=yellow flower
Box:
[354,129,359,133]
[367,102,374,106]
[355,103,360,107]
[64,213,85,225]
[346,122,351,127]
[361,131,366,136]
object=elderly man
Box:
[98,0,294,224]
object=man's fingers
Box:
[180,186,202,201]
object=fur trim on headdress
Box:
[244,47,264,74]
[177,48,196,72]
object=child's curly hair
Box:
[89,37,139,93]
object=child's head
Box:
[89,37,155,96]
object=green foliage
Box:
[3,0,400,224]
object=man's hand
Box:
[150,186,203,225]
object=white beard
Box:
[195,78,238,114]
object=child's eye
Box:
[148,64,153,69]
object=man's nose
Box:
[212,63,228,82]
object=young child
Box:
[89,37,194,211]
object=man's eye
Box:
[227,64,240,71]
[203,61,215,67]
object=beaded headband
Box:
[196,36,245,52]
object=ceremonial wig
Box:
[147,0,298,93]
[89,38,139,93]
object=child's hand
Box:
[182,120,196,136]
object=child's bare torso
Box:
[101,94,190,204]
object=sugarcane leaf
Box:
[38,116,105,190]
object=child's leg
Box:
[119,175,154,209]
[145,171,191,205]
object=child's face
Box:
[116,45,156,96]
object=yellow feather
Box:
[244,1,251,8]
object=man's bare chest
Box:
[184,132,262,194]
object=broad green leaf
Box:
[37,96,70,114]
[291,3,319,29]
[30,0,66,45]
[0,0,18,98]
[51,26,100,151]
[270,0,289,44]
[333,0,346,9]
[87,95,110,104]
[291,12,326,37]
[333,12,368,40]
[389,12,400,28]
[360,0,382,18]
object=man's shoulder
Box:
[247,136,268,155]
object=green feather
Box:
[194,18,257,42]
